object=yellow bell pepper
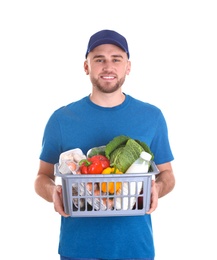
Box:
[101,167,122,194]
[102,167,122,174]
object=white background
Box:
[1,0,216,259]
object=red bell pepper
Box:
[79,155,110,174]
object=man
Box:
[34,29,175,260]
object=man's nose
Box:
[102,61,114,71]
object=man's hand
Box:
[146,180,158,214]
[53,185,70,217]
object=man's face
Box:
[84,44,131,93]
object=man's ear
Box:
[126,60,131,75]
[84,60,89,75]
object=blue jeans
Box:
[60,257,154,260]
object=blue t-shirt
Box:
[39,94,174,259]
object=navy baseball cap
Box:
[85,29,130,58]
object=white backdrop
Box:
[1,0,216,259]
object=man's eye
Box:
[96,59,104,62]
[113,59,120,62]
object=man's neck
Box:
[89,91,125,107]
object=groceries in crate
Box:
[58,135,154,174]
[57,135,154,210]
[101,167,123,194]
[58,148,86,174]
[120,151,153,209]
[104,135,153,172]
[79,155,110,174]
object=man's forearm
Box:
[34,174,56,202]
[155,170,175,198]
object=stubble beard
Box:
[91,76,126,94]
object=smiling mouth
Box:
[101,76,115,80]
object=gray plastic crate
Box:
[54,162,159,217]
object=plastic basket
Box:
[54,162,159,217]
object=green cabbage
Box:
[105,135,154,173]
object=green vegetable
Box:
[87,145,106,157]
[109,139,144,172]
[105,135,130,159]
[135,139,154,160]
[105,135,154,173]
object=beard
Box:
[90,75,126,93]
